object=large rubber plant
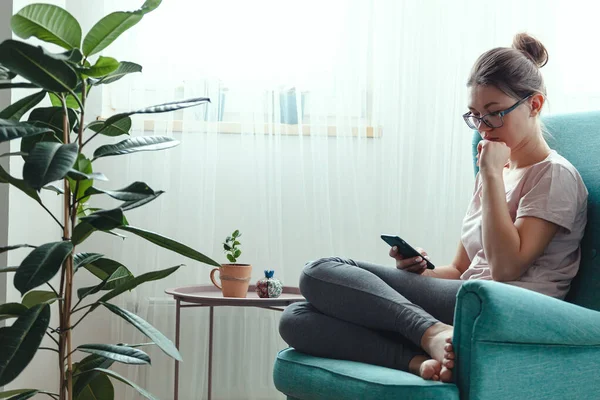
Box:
[0,1,220,399]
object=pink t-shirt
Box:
[460,150,588,299]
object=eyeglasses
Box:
[463,94,532,130]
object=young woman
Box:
[279,33,588,383]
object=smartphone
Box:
[380,234,435,269]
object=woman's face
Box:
[467,85,541,149]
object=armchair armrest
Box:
[453,280,600,400]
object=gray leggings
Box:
[279,257,464,371]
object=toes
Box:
[445,337,453,344]
[445,351,455,360]
[440,366,453,383]
[443,358,454,369]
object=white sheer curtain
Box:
[73,0,600,399]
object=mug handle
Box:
[210,268,222,290]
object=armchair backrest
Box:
[471,111,600,311]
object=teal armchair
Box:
[273,111,600,400]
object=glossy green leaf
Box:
[226,254,235,263]
[0,65,16,80]
[0,40,78,92]
[68,154,93,203]
[84,257,133,282]
[14,241,73,295]
[48,92,81,110]
[52,49,83,63]
[97,265,180,305]
[140,0,162,14]
[80,56,119,78]
[104,97,210,126]
[0,244,36,254]
[0,304,50,386]
[73,252,104,271]
[94,61,141,85]
[0,303,28,321]
[72,222,95,246]
[23,142,78,190]
[80,208,127,231]
[20,131,61,162]
[92,136,179,160]
[0,390,38,399]
[0,165,41,203]
[72,354,114,398]
[67,169,108,182]
[101,303,182,362]
[0,119,53,144]
[0,152,27,158]
[11,4,82,50]
[121,190,164,211]
[77,266,132,299]
[42,183,63,194]
[0,83,39,90]
[85,181,155,201]
[87,117,131,137]
[21,290,57,308]
[119,225,221,267]
[82,12,143,57]
[88,368,159,400]
[28,106,79,134]
[2,390,38,400]
[75,372,113,400]
[0,91,45,121]
[78,344,150,365]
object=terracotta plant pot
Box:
[210,264,252,298]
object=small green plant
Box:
[223,230,242,263]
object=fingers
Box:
[415,247,428,258]
[389,246,403,259]
[396,254,427,273]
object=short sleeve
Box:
[516,163,580,233]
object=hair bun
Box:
[512,33,548,68]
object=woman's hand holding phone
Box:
[389,246,429,274]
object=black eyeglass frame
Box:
[463,94,533,129]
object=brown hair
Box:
[467,33,549,100]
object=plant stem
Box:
[46,282,59,298]
[69,307,93,331]
[81,130,101,149]
[39,391,60,400]
[59,95,75,400]
[45,332,60,346]
[71,302,93,314]
[39,201,65,231]
[78,82,86,147]
[40,346,60,354]
[64,348,78,361]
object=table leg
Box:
[208,306,214,400]
[174,299,181,400]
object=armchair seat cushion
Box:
[274,348,459,400]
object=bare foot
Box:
[408,355,441,381]
[420,323,455,383]
[440,337,454,382]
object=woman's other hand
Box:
[477,139,510,174]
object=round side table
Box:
[165,284,305,400]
